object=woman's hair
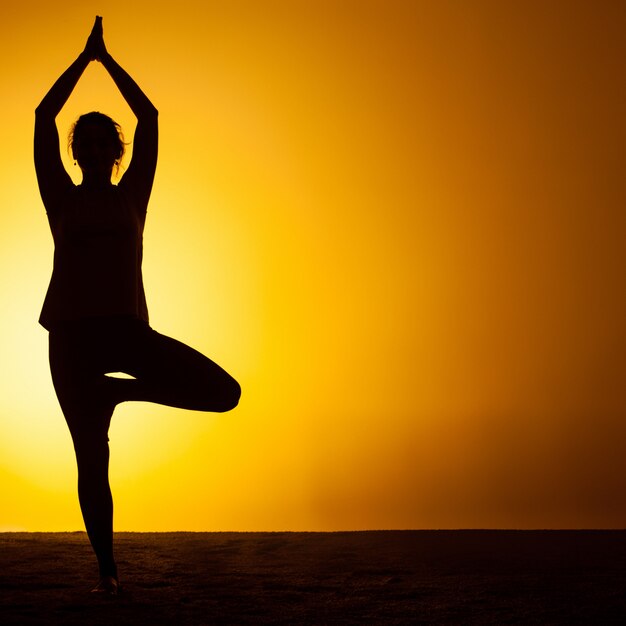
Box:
[68,111,127,174]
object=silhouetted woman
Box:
[34,17,240,594]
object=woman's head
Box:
[69,112,126,178]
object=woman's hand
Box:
[84,16,107,61]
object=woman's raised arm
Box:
[92,19,158,207]
[34,19,101,210]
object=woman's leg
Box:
[107,323,241,413]
[73,414,117,582]
[48,318,239,584]
[49,330,118,583]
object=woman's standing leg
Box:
[49,329,118,586]
[72,411,117,583]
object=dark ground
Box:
[1,531,625,624]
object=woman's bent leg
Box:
[113,325,241,412]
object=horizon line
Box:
[2,528,626,534]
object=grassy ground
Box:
[1,531,626,624]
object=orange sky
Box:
[0,1,625,530]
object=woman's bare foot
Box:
[91,575,121,595]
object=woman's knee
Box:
[214,376,241,413]
[70,427,110,469]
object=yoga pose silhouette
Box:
[34,17,241,594]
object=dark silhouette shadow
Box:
[34,16,241,594]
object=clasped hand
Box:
[84,16,107,61]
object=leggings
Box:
[48,316,241,579]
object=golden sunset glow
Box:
[1,1,625,531]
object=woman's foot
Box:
[91,575,121,595]
[93,377,119,414]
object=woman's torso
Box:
[40,184,149,330]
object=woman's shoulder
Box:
[44,184,81,218]
[115,180,148,216]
